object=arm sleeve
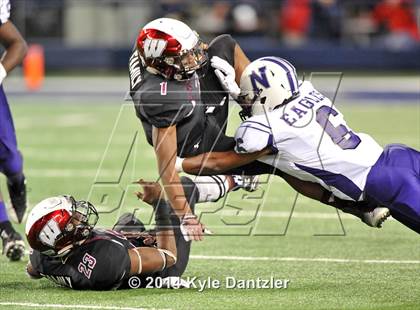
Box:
[208,34,237,66]
[234,120,275,153]
[29,250,69,276]
[0,0,10,25]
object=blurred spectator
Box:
[279,0,311,46]
[156,0,190,21]
[310,0,342,41]
[372,0,420,49]
[342,5,376,47]
[226,1,264,36]
[193,1,230,36]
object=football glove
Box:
[211,56,241,100]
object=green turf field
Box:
[0,95,419,310]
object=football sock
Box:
[0,200,9,224]
[7,172,25,193]
[193,175,231,203]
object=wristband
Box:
[175,157,184,173]
[0,63,7,85]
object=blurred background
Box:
[8,0,420,71]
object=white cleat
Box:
[232,175,259,192]
[362,207,390,228]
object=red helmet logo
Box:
[137,29,181,59]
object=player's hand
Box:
[122,231,156,246]
[26,263,43,280]
[180,214,205,241]
[134,179,163,205]
[211,56,241,100]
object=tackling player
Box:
[178,57,419,231]
[0,0,28,261]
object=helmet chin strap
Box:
[55,244,74,257]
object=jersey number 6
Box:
[316,105,361,150]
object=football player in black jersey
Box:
[25,178,202,290]
[129,18,297,241]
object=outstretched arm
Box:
[152,125,204,241]
[0,21,27,74]
[181,149,271,175]
[128,180,177,275]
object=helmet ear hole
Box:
[65,222,74,232]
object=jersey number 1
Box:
[316,105,361,150]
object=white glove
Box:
[211,56,241,100]
[0,63,7,85]
[180,214,204,241]
[175,157,184,173]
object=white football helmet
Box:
[238,57,300,119]
[137,18,207,80]
[25,195,98,257]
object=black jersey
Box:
[129,34,237,157]
[30,229,135,290]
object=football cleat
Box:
[7,175,27,224]
[1,230,25,261]
[361,207,390,228]
[232,175,259,192]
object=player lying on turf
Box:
[25,175,248,290]
[177,57,420,234]
[129,18,387,238]
[25,181,186,290]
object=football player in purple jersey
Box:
[0,0,28,261]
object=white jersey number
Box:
[316,105,361,150]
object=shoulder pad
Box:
[234,118,274,153]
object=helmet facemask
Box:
[44,197,98,257]
[66,199,99,243]
[168,39,208,80]
[238,88,263,121]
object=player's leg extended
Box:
[0,86,27,223]
[0,89,25,260]
[365,144,420,234]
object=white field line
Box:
[190,255,420,264]
[0,303,168,310]
[25,169,116,178]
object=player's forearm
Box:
[0,22,28,72]
[234,44,250,85]
[155,230,177,260]
[182,152,226,175]
[160,171,192,217]
[153,125,193,218]
[1,40,27,72]
[182,150,270,175]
